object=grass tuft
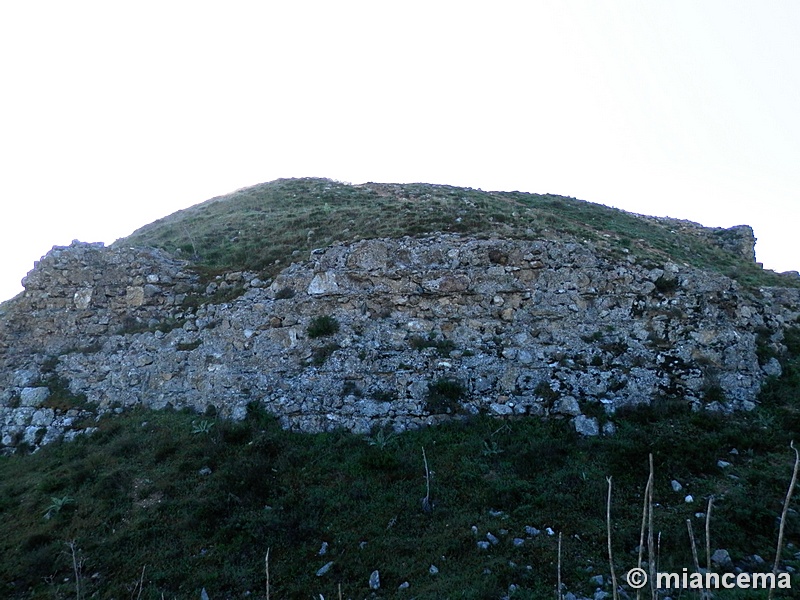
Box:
[307,315,340,339]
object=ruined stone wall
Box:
[0,241,202,356]
[1,236,799,452]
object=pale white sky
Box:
[1,1,798,302]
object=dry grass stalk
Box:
[421,446,432,512]
[67,540,83,600]
[132,565,146,600]
[647,454,656,600]
[635,463,652,600]
[557,530,563,600]
[704,496,713,576]
[656,532,661,577]
[769,441,800,600]
[687,519,709,600]
[606,477,619,600]
[265,548,270,600]
[630,454,657,600]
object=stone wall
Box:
[1,236,799,452]
[0,241,202,355]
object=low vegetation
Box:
[425,378,468,415]
[307,315,341,339]
[410,333,457,357]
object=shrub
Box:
[274,286,295,300]
[371,388,397,403]
[599,339,628,356]
[7,393,20,409]
[41,373,90,412]
[425,378,467,414]
[703,383,726,404]
[311,343,339,366]
[341,380,363,398]
[409,335,430,351]
[654,275,679,294]
[307,315,340,338]
[409,334,456,357]
[580,331,603,343]
[534,380,559,404]
[117,316,185,335]
[783,326,800,356]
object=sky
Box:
[1,1,798,302]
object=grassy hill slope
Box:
[116,178,797,288]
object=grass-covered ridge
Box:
[2,337,799,598]
[116,178,798,288]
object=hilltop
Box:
[116,177,797,289]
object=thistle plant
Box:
[192,420,215,435]
[43,496,74,520]
[366,429,396,450]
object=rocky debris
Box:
[762,357,782,377]
[739,554,766,572]
[589,575,604,587]
[525,526,541,536]
[574,415,600,436]
[369,569,380,589]
[711,548,733,569]
[20,387,49,406]
[1,234,799,452]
